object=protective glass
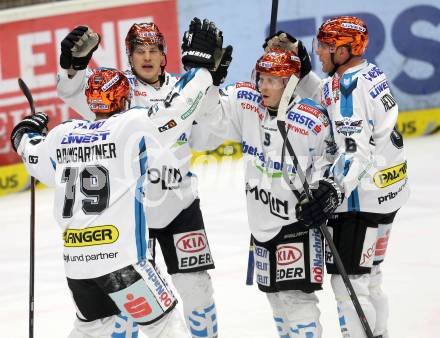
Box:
[312,37,336,54]
[257,73,289,90]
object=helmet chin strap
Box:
[328,49,354,77]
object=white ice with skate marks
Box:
[1,135,439,337]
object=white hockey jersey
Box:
[19,68,212,279]
[296,61,409,213]
[212,82,335,242]
[57,69,219,229]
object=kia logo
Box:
[276,245,302,265]
[176,232,206,253]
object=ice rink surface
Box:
[1,135,439,338]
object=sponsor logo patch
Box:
[158,119,177,133]
[102,74,120,92]
[276,243,305,281]
[369,79,389,99]
[246,184,289,220]
[181,91,203,120]
[236,82,256,90]
[254,245,270,286]
[174,230,213,269]
[359,227,378,268]
[124,293,152,318]
[362,66,384,82]
[341,22,366,32]
[63,225,119,247]
[380,93,396,112]
[28,155,38,164]
[375,224,392,261]
[377,177,408,205]
[61,131,110,144]
[373,161,407,188]
[237,90,262,103]
[309,228,324,283]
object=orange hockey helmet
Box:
[125,22,167,55]
[316,16,368,56]
[255,48,301,77]
[85,68,130,114]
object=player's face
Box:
[258,73,286,108]
[130,44,165,83]
[315,41,336,73]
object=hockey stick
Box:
[245,0,280,286]
[18,78,36,338]
[269,0,279,36]
[277,84,374,338]
[245,235,255,285]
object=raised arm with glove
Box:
[60,26,101,78]
[181,17,233,86]
[263,31,311,78]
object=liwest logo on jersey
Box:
[174,230,213,270]
[334,118,363,136]
[275,243,305,282]
[369,79,390,99]
[287,111,322,135]
[246,184,289,220]
[362,66,384,82]
[373,161,407,188]
[63,225,119,247]
[61,131,110,144]
[309,228,323,284]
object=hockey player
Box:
[183,19,340,336]
[10,64,224,337]
[264,16,410,338]
[56,19,231,338]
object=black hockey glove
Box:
[295,178,343,227]
[211,45,233,86]
[60,26,101,71]
[262,31,311,78]
[11,112,49,152]
[181,17,223,71]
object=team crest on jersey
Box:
[334,118,363,136]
